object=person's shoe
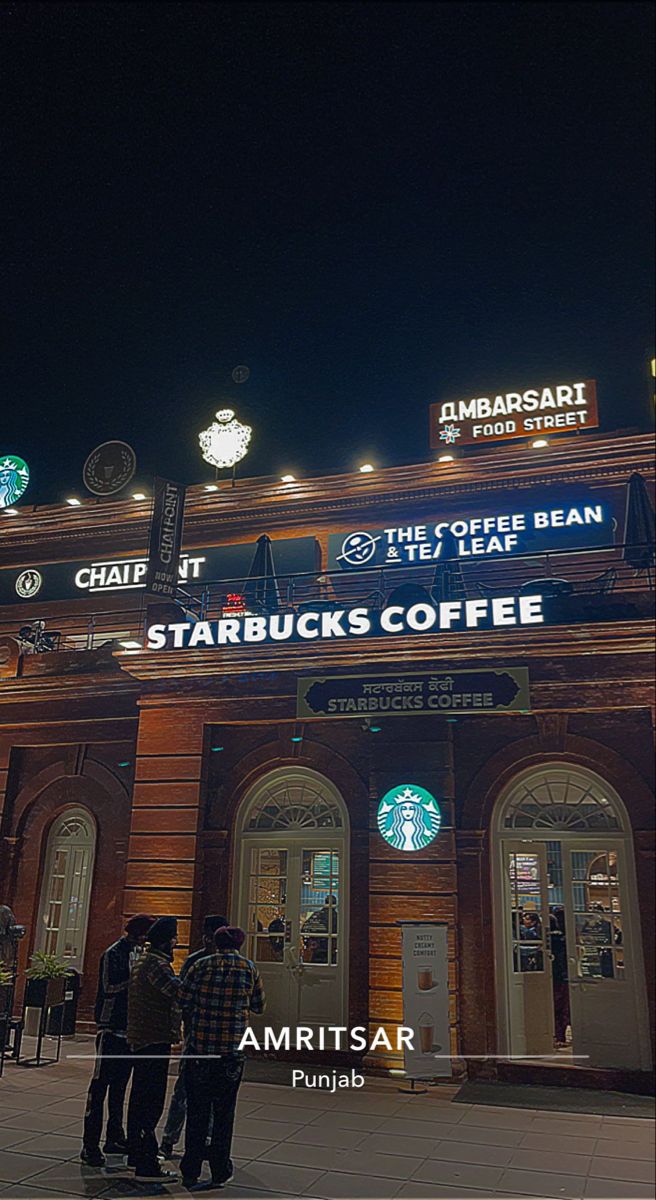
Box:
[103,1138,128,1154]
[134,1164,178,1182]
[80,1146,106,1167]
[160,1139,174,1158]
[181,1178,199,1189]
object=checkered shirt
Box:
[179,949,265,1055]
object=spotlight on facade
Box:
[281,474,296,483]
[438,454,454,463]
[211,745,224,752]
[3,508,19,515]
[66,497,82,506]
[531,439,549,449]
[204,484,219,492]
[118,639,142,650]
[290,735,303,743]
[359,463,374,473]
[117,761,130,768]
[132,492,146,500]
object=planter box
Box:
[24,976,66,1009]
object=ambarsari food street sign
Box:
[430,379,599,448]
[297,668,530,718]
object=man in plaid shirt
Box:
[179,925,265,1188]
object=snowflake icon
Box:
[439,424,461,445]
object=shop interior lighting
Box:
[132,491,146,500]
[204,484,219,492]
[281,474,296,483]
[531,439,549,449]
[118,639,142,649]
[66,497,82,506]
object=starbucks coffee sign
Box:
[377,785,442,852]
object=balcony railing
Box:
[6,539,653,660]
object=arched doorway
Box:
[492,763,651,1071]
[232,766,349,1035]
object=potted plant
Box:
[23,951,68,1035]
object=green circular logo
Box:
[377,784,442,852]
[0,455,30,509]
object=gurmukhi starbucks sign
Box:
[377,785,442,852]
[297,668,530,718]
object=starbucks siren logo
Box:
[377,784,442,852]
[0,455,30,509]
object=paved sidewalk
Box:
[0,1045,654,1200]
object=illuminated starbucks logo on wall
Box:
[377,784,442,852]
[0,455,29,509]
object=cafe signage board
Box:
[0,536,317,604]
[430,379,599,448]
[145,477,186,598]
[400,921,451,1080]
[328,488,614,570]
[297,667,530,718]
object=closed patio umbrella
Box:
[431,527,466,603]
[244,534,281,611]
[622,473,655,576]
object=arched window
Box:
[499,766,622,833]
[240,768,345,833]
[37,809,96,968]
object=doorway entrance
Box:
[493,764,651,1071]
[233,766,349,1035]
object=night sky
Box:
[2,2,654,506]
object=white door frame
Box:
[492,762,652,1069]
[231,766,350,1031]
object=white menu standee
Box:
[399,920,451,1080]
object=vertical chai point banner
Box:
[145,477,187,597]
[400,920,451,1080]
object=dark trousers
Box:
[126,1043,171,1172]
[553,980,571,1042]
[83,1031,132,1150]
[180,1054,244,1183]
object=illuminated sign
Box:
[0,537,316,604]
[377,785,441,852]
[430,379,599,447]
[145,594,545,648]
[199,408,252,469]
[328,490,614,570]
[0,455,30,509]
[297,668,530,718]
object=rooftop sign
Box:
[145,594,544,649]
[430,379,599,448]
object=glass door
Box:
[242,841,344,1033]
[563,843,643,1069]
[502,841,554,1056]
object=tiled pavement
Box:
[0,1043,654,1200]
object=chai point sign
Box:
[145,594,545,649]
[430,379,599,448]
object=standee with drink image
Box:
[399,920,451,1081]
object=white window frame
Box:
[37,808,97,970]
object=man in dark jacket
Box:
[160,913,228,1158]
[81,913,153,1167]
[126,916,181,1182]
